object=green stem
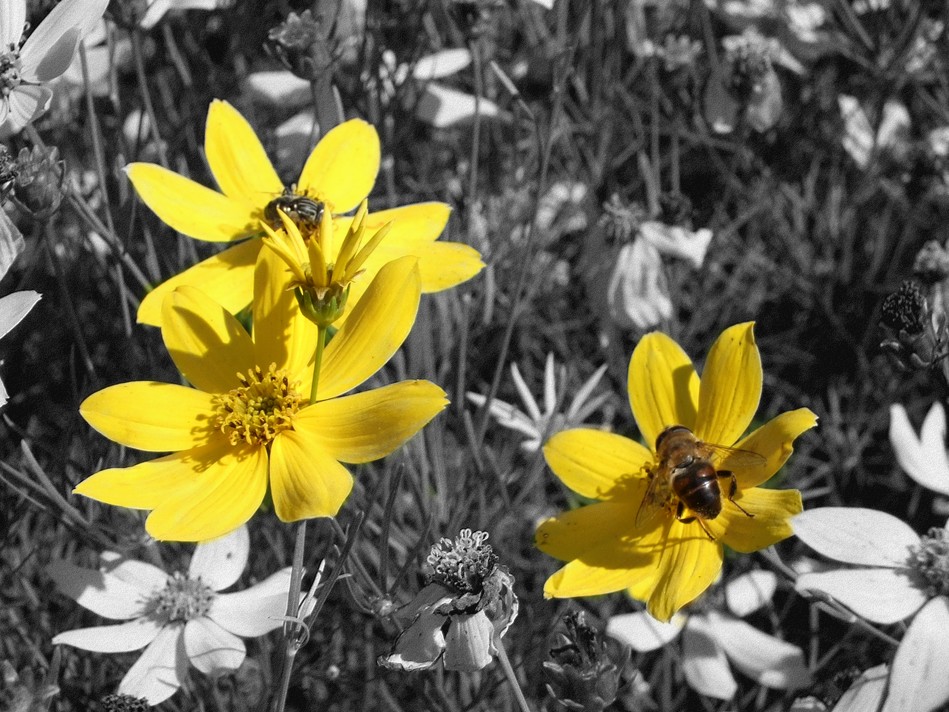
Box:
[495,637,533,712]
[310,326,328,404]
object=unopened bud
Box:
[267,10,331,81]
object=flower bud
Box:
[543,611,628,712]
[267,10,331,82]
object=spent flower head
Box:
[267,10,331,81]
[380,529,518,672]
[8,144,65,219]
[99,693,150,712]
[48,526,291,706]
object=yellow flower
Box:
[74,250,448,542]
[261,199,391,327]
[126,99,484,326]
[536,323,816,622]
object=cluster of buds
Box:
[881,239,949,385]
[543,611,628,711]
[0,144,66,220]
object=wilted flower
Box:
[890,402,949,498]
[467,353,610,453]
[608,571,809,700]
[48,526,291,705]
[380,529,518,672]
[544,611,627,712]
[838,95,911,170]
[880,280,948,378]
[7,145,65,219]
[0,0,108,132]
[538,323,814,621]
[794,509,949,712]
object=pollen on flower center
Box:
[427,528,499,593]
[907,527,949,598]
[0,52,22,97]
[148,572,215,623]
[212,364,304,447]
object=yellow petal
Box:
[292,380,447,463]
[252,247,317,379]
[145,445,269,542]
[137,240,261,327]
[628,332,700,449]
[269,430,354,521]
[73,438,235,510]
[337,202,451,245]
[544,556,643,599]
[543,429,653,501]
[80,382,216,452]
[644,519,724,622]
[204,99,282,205]
[709,487,802,553]
[297,119,380,213]
[535,500,642,562]
[125,163,257,242]
[317,257,420,399]
[368,240,484,293]
[726,409,818,489]
[161,286,255,394]
[694,322,761,446]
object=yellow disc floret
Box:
[213,364,304,447]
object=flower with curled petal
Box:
[126,99,483,326]
[536,323,816,621]
[48,526,290,706]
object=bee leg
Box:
[675,502,716,540]
[718,471,755,518]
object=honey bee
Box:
[264,189,325,231]
[637,425,764,540]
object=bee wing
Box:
[701,442,767,470]
[634,470,667,529]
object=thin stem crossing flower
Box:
[72,250,447,541]
[48,526,291,706]
[126,100,484,326]
[537,323,816,621]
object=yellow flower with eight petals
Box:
[74,250,447,542]
[536,323,816,621]
[126,99,484,326]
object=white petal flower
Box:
[48,526,290,705]
[793,508,930,624]
[607,571,808,700]
[467,353,609,452]
[889,403,949,496]
[0,0,108,132]
[839,95,910,169]
[639,221,714,269]
[882,597,949,712]
[606,238,672,331]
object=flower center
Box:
[427,528,498,594]
[212,364,304,447]
[148,572,215,623]
[907,527,949,598]
[0,51,22,97]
